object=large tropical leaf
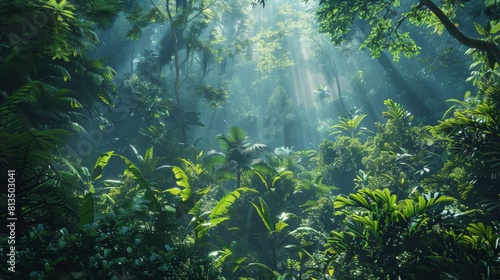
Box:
[209,187,257,226]
[77,192,95,227]
[251,197,274,233]
[91,151,162,212]
[166,166,192,201]
[118,154,161,212]
[92,151,114,180]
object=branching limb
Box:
[421,0,500,66]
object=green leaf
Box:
[417,196,426,212]
[434,195,456,204]
[118,155,161,211]
[254,171,269,190]
[348,193,370,209]
[490,21,500,34]
[334,196,356,208]
[165,188,182,195]
[287,226,322,238]
[78,192,95,228]
[210,187,257,226]
[92,151,114,180]
[467,222,497,245]
[172,166,192,201]
[103,248,111,258]
[344,220,366,240]
[474,22,485,35]
[144,146,153,163]
[251,197,274,233]
[275,221,289,233]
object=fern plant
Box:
[0,82,83,231]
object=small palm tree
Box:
[313,86,330,108]
[206,127,272,189]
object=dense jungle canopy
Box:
[1,0,499,279]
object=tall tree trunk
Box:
[331,64,346,114]
[172,29,187,144]
[165,0,187,144]
[236,166,241,190]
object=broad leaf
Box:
[251,197,274,233]
[78,192,95,228]
[210,187,257,226]
[92,151,114,180]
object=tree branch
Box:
[421,0,500,66]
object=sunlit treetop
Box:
[255,0,500,67]
[314,0,500,62]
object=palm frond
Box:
[382,99,413,124]
[227,126,248,146]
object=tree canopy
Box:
[315,0,500,64]
[255,0,500,67]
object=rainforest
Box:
[1,0,499,279]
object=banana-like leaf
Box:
[253,170,269,189]
[166,166,192,201]
[251,197,274,233]
[118,154,161,212]
[92,151,114,180]
[92,151,161,212]
[78,192,95,228]
[210,187,257,227]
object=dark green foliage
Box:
[0,0,119,139]
[158,24,185,66]
[79,0,125,27]
[422,225,500,279]
[4,219,220,279]
[430,81,500,220]
[318,136,366,193]
[196,84,230,108]
[361,100,439,195]
[0,85,82,231]
[0,128,81,230]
